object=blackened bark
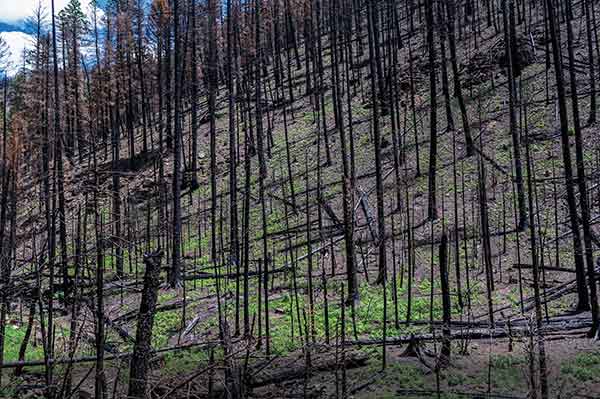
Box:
[426,0,438,220]
[446,0,473,156]
[170,0,183,288]
[439,233,451,360]
[564,0,599,336]
[367,0,387,285]
[544,0,590,312]
[190,0,199,189]
[128,250,163,399]
[503,0,527,231]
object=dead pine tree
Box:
[544,0,590,313]
[502,0,527,231]
[523,94,549,399]
[128,250,163,399]
[366,0,387,286]
[170,0,183,288]
[426,0,439,221]
[439,233,451,363]
[564,0,600,337]
[0,72,8,389]
[95,213,107,399]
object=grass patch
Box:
[561,350,600,382]
[152,310,182,348]
[2,323,44,363]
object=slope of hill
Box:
[1,0,600,398]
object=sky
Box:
[1,0,69,74]
[0,0,70,25]
[0,31,32,74]
[0,0,105,75]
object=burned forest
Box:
[1,0,600,397]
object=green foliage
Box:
[0,382,19,398]
[357,130,371,148]
[163,347,213,375]
[152,310,182,348]
[489,354,527,389]
[561,351,600,382]
[389,362,427,389]
[158,291,177,304]
[59,0,88,32]
[301,110,315,125]
[446,371,467,387]
[2,322,44,363]
[221,275,450,357]
[490,354,526,369]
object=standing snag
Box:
[128,249,163,399]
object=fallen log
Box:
[345,318,593,346]
[183,265,289,281]
[112,294,212,324]
[394,388,524,399]
[0,339,224,369]
[249,352,368,388]
[181,304,218,337]
[475,266,600,321]
[512,263,576,273]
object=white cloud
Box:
[0,31,33,75]
[0,1,105,76]
[0,0,70,24]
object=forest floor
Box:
[14,332,600,398]
[253,337,600,399]
[5,0,600,398]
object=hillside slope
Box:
[2,0,600,397]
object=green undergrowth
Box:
[560,350,600,383]
[152,310,182,348]
[2,323,44,363]
[182,276,466,360]
[162,347,214,375]
[355,355,529,399]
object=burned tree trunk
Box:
[128,249,163,399]
[426,0,438,220]
[544,0,590,312]
[439,233,451,360]
[503,0,527,231]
